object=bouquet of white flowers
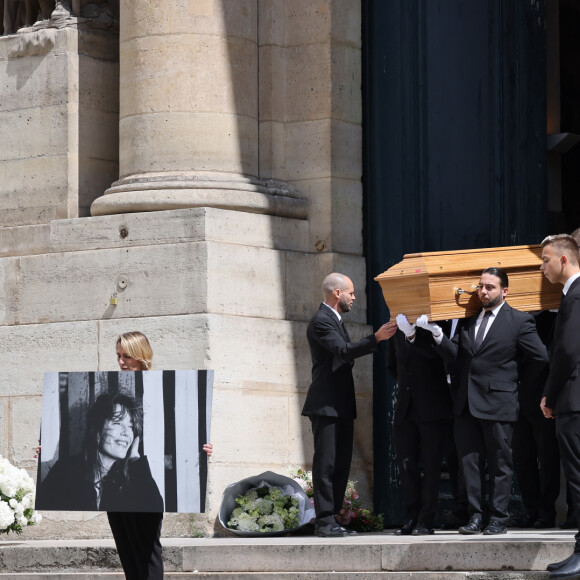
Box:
[227,486,300,533]
[219,471,316,537]
[0,455,42,535]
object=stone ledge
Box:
[0,572,557,579]
[0,531,573,574]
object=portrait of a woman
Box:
[37,391,163,512]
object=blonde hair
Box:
[116,331,153,370]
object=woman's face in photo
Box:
[98,404,135,460]
[116,343,142,371]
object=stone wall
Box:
[0,27,119,225]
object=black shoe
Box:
[547,553,576,572]
[549,553,580,578]
[440,510,469,530]
[458,515,483,535]
[412,523,434,535]
[316,523,349,537]
[533,518,555,529]
[560,518,577,530]
[509,514,535,528]
[395,519,417,536]
[483,518,507,535]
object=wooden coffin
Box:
[374,244,562,322]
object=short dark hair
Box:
[482,267,508,289]
[542,234,580,266]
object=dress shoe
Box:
[394,519,417,536]
[547,553,576,572]
[509,514,535,528]
[533,518,555,529]
[548,552,580,578]
[483,518,507,535]
[458,515,483,535]
[316,522,350,537]
[440,510,468,530]
[560,517,577,530]
[412,523,434,535]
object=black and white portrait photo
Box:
[36,370,213,513]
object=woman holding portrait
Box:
[38,331,212,579]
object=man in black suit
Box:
[386,317,454,535]
[512,309,560,529]
[539,234,580,579]
[416,267,548,535]
[302,272,397,537]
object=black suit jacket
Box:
[518,310,555,416]
[435,302,548,422]
[302,303,378,419]
[544,277,580,413]
[387,327,452,425]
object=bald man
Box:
[302,273,396,537]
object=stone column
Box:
[91,0,306,219]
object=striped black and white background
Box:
[39,370,213,513]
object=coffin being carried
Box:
[374,245,562,322]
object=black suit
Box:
[544,277,580,546]
[435,302,548,523]
[302,303,379,525]
[513,310,560,525]
[387,326,453,527]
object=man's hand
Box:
[396,314,416,340]
[375,321,397,342]
[540,396,554,419]
[416,314,443,338]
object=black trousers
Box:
[454,412,514,523]
[444,420,469,519]
[107,512,164,580]
[556,412,580,551]
[394,410,450,526]
[512,407,560,522]
[309,415,354,526]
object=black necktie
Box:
[474,310,492,351]
[340,320,350,342]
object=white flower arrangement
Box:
[227,486,300,533]
[0,455,42,534]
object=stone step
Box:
[0,573,555,579]
[0,530,572,576]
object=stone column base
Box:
[91,172,308,220]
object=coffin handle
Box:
[456,286,479,295]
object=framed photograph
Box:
[36,370,213,513]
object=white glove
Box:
[396,314,416,338]
[416,314,443,337]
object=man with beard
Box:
[416,267,548,535]
[540,234,580,579]
[302,272,397,537]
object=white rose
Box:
[0,501,15,530]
